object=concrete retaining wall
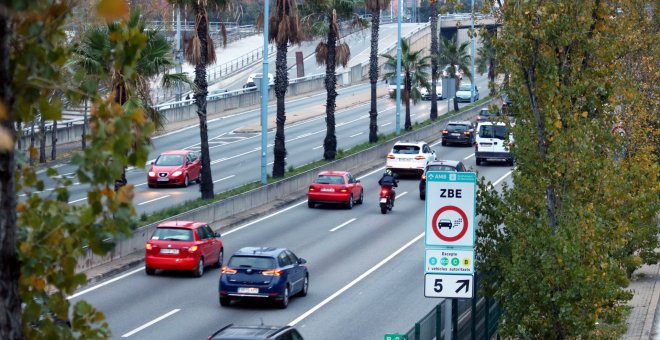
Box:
[75,100,491,273]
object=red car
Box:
[145,221,224,277]
[147,150,201,188]
[307,171,364,209]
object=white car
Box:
[386,141,436,176]
[474,122,514,166]
[246,72,274,87]
[420,84,443,100]
[455,82,479,103]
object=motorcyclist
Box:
[378,169,398,204]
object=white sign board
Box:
[425,172,476,248]
[425,248,474,274]
[424,274,474,299]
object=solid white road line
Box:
[381,122,392,127]
[288,232,425,326]
[213,175,235,183]
[68,267,145,299]
[330,218,356,232]
[222,200,309,236]
[492,170,513,187]
[121,309,180,338]
[396,191,408,199]
[464,153,475,160]
[137,195,171,206]
[350,132,363,138]
[313,145,323,150]
[68,198,86,204]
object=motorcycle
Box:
[379,186,394,214]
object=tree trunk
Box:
[453,76,460,112]
[194,3,214,199]
[272,40,288,178]
[323,28,338,161]
[488,57,495,96]
[429,0,438,120]
[368,10,380,143]
[82,98,87,150]
[29,120,35,165]
[404,74,412,130]
[39,116,46,163]
[51,120,57,160]
[0,7,24,339]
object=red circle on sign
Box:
[431,205,469,242]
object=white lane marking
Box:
[430,140,442,147]
[297,133,312,138]
[210,149,257,165]
[381,122,392,127]
[121,309,180,338]
[492,170,513,187]
[313,145,323,150]
[464,153,475,160]
[359,166,385,179]
[213,175,235,183]
[330,218,356,232]
[68,267,145,299]
[267,162,274,165]
[137,195,171,206]
[350,132,363,138]
[135,182,147,187]
[396,191,408,199]
[68,197,86,204]
[288,232,425,326]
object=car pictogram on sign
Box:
[438,219,453,229]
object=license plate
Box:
[380,198,387,203]
[157,178,169,182]
[238,287,259,294]
[451,133,460,136]
[160,248,179,254]
[320,188,335,192]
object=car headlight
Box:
[148,171,156,177]
[172,171,182,177]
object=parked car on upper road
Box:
[147,150,202,188]
[386,141,436,177]
[441,121,474,146]
[219,247,309,309]
[145,220,223,277]
[420,84,443,100]
[208,324,304,340]
[307,171,363,209]
[455,82,479,103]
[419,160,468,200]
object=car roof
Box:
[447,121,472,126]
[426,160,462,167]
[209,324,295,340]
[156,221,206,230]
[233,247,285,257]
[477,121,507,126]
[317,171,348,176]
[159,150,189,155]
[393,140,427,146]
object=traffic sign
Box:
[425,172,476,248]
[425,248,474,274]
[384,334,408,340]
[424,273,474,299]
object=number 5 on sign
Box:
[424,274,473,299]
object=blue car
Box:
[219,247,309,309]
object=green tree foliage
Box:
[437,36,472,111]
[2,0,155,338]
[476,0,659,337]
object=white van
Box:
[474,121,514,166]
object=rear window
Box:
[155,155,184,166]
[478,125,509,139]
[447,124,469,132]
[427,165,458,172]
[392,145,420,154]
[228,256,276,269]
[151,228,193,241]
[459,84,472,91]
[314,175,345,185]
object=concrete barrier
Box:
[75,100,492,273]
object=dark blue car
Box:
[219,247,309,309]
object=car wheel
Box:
[183,175,189,188]
[441,140,447,146]
[307,200,315,208]
[145,267,156,276]
[219,296,230,307]
[298,275,309,297]
[193,257,204,277]
[356,190,364,204]
[278,286,289,309]
[420,192,425,200]
[476,157,482,166]
[196,172,202,184]
[214,249,224,268]
[346,196,354,209]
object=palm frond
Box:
[256,11,264,31]
[277,15,290,44]
[268,15,279,42]
[336,42,351,68]
[186,35,202,65]
[315,42,328,65]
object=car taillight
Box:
[308,186,316,191]
[464,131,471,135]
[188,245,198,253]
[414,156,426,160]
[340,187,348,193]
[381,189,389,195]
[221,267,237,274]
[442,130,448,134]
[387,154,395,159]
[146,243,153,250]
[262,269,282,276]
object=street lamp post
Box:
[470,0,475,104]
[260,0,269,185]
[395,0,402,135]
[175,4,182,103]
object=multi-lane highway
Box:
[68,110,513,339]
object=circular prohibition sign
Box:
[431,205,469,242]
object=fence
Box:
[401,273,501,340]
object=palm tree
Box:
[72,11,189,190]
[476,30,496,96]
[381,39,431,130]
[438,36,472,112]
[260,0,304,178]
[429,0,439,120]
[365,0,391,143]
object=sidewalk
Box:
[624,259,660,339]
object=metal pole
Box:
[452,299,458,339]
[395,0,402,136]
[260,0,269,185]
[175,4,182,103]
[436,302,443,340]
[470,0,475,103]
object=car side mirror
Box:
[214,231,222,238]
[298,258,307,265]
[151,161,155,165]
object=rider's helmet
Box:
[385,169,393,176]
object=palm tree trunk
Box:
[323,29,338,161]
[39,116,46,163]
[51,120,57,160]
[430,0,438,120]
[488,57,496,96]
[272,40,288,178]
[0,8,23,338]
[194,3,214,199]
[368,11,380,143]
[453,76,460,112]
[405,75,412,130]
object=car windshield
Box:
[459,84,472,91]
[155,155,184,166]
[228,256,276,269]
[314,175,345,184]
[392,145,421,154]
[478,125,509,139]
[151,228,193,241]
[427,165,458,172]
[447,124,468,132]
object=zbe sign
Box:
[425,172,476,248]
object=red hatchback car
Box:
[307,171,363,209]
[147,150,201,188]
[145,221,224,277]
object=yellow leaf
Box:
[16,202,26,213]
[34,277,46,291]
[97,0,129,21]
[0,102,6,120]
[19,242,31,253]
[101,186,115,198]
[554,120,563,129]
[131,108,145,125]
[116,184,135,204]
[0,126,14,152]
[581,111,589,118]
